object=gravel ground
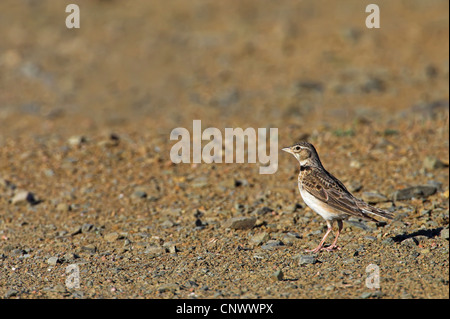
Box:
[0,1,448,299]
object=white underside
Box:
[300,187,339,221]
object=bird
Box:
[282,141,393,253]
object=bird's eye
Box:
[294,146,301,152]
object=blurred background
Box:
[0,0,448,300]
[0,0,448,139]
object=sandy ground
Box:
[0,0,448,299]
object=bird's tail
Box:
[356,200,394,220]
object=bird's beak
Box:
[282,147,292,154]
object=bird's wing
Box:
[302,169,380,221]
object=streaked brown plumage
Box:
[283,141,393,252]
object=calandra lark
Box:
[283,141,393,253]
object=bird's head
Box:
[282,141,322,167]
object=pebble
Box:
[0,177,15,189]
[361,192,388,204]
[104,232,121,242]
[261,240,284,250]
[56,203,71,212]
[270,269,284,281]
[161,219,175,228]
[81,244,97,253]
[191,176,209,188]
[131,189,148,200]
[393,185,438,201]
[298,255,318,265]
[346,219,374,231]
[162,242,178,254]
[286,203,303,213]
[47,256,61,266]
[68,135,87,147]
[145,246,165,258]
[222,216,256,230]
[349,159,362,169]
[348,181,363,193]
[5,289,19,298]
[423,156,448,170]
[10,190,38,206]
[401,237,419,248]
[360,291,382,299]
[283,232,302,244]
[157,283,179,293]
[98,133,120,148]
[63,253,79,262]
[250,232,269,245]
[52,284,68,293]
[256,207,274,216]
[81,224,95,233]
[440,227,449,240]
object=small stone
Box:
[0,177,15,190]
[393,185,437,201]
[56,203,71,212]
[346,219,374,231]
[423,156,448,170]
[131,189,148,202]
[191,176,209,188]
[222,216,256,230]
[286,203,303,213]
[63,253,79,262]
[10,248,26,257]
[81,224,95,233]
[145,246,165,258]
[81,244,97,253]
[70,226,82,236]
[157,283,179,293]
[298,255,317,265]
[47,256,60,266]
[256,207,274,216]
[361,291,382,299]
[161,219,175,228]
[234,179,249,187]
[10,190,38,206]
[401,237,418,248]
[440,227,449,240]
[5,289,19,298]
[261,240,284,250]
[53,284,67,293]
[271,269,284,281]
[250,232,269,245]
[44,169,55,177]
[350,160,361,169]
[104,232,121,242]
[283,232,302,244]
[98,133,120,147]
[163,242,178,254]
[361,192,388,204]
[401,291,413,299]
[68,135,87,147]
[348,181,363,193]
[420,209,432,217]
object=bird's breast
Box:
[299,187,341,221]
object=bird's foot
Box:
[322,244,341,252]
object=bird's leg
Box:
[305,220,333,253]
[323,220,343,251]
